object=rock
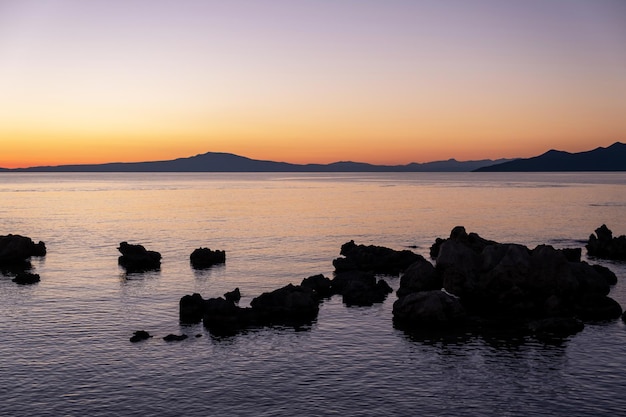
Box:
[0,234,46,267]
[528,317,584,338]
[586,224,626,260]
[190,247,226,269]
[163,334,188,342]
[333,240,421,274]
[575,295,623,321]
[224,288,241,303]
[331,271,391,306]
[397,256,441,297]
[130,330,152,343]
[430,226,497,259]
[250,284,319,323]
[118,242,161,272]
[393,290,466,328]
[430,227,623,326]
[12,272,40,285]
[180,293,206,323]
[202,297,248,333]
[300,274,333,298]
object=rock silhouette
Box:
[130,330,152,343]
[12,272,41,285]
[333,240,421,274]
[394,226,623,336]
[190,247,226,269]
[118,242,161,272]
[586,224,626,260]
[0,234,46,268]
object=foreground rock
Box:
[394,226,623,336]
[587,224,626,260]
[12,272,41,285]
[181,282,322,335]
[0,234,46,268]
[118,242,161,272]
[393,290,466,328]
[190,247,226,269]
[333,240,421,274]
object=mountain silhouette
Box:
[3,153,511,172]
[475,142,626,172]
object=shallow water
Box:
[1,172,625,416]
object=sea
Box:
[1,172,625,416]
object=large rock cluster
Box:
[587,224,626,261]
[393,226,622,337]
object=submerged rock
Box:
[130,330,152,343]
[118,242,161,272]
[333,240,421,274]
[190,247,226,269]
[586,224,626,260]
[163,334,188,342]
[0,234,46,267]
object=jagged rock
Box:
[586,224,626,260]
[429,227,622,327]
[0,234,46,267]
[224,288,241,303]
[396,255,441,297]
[300,274,333,298]
[130,330,152,343]
[12,272,40,285]
[393,290,466,328]
[163,334,188,342]
[333,240,421,274]
[118,242,161,272]
[190,247,226,269]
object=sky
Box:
[1,0,625,168]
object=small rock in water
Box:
[163,334,188,342]
[130,330,152,343]
[12,272,40,285]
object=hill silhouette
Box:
[3,153,510,172]
[475,142,626,172]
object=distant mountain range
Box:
[475,142,626,172]
[1,142,624,172]
[2,153,511,172]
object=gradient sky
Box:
[1,0,625,168]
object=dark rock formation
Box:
[0,234,46,267]
[250,284,319,323]
[180,293,206,323]
[224,288,241,303]
[12,272,40,285]
[331,270,392,306]
[163,334,188,342]
[396,256,441,297]
[300,274,333,298]
[190,247,226,269]
[586,224,626,260]
[396,226,622,337]
[393,290,466,328]
[118,242,161,272]
[333,240,421,274]
[130,330,152,343]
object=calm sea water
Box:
[1,172,626,416]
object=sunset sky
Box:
[1,0,625,168]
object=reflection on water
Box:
[1,172,626,416]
